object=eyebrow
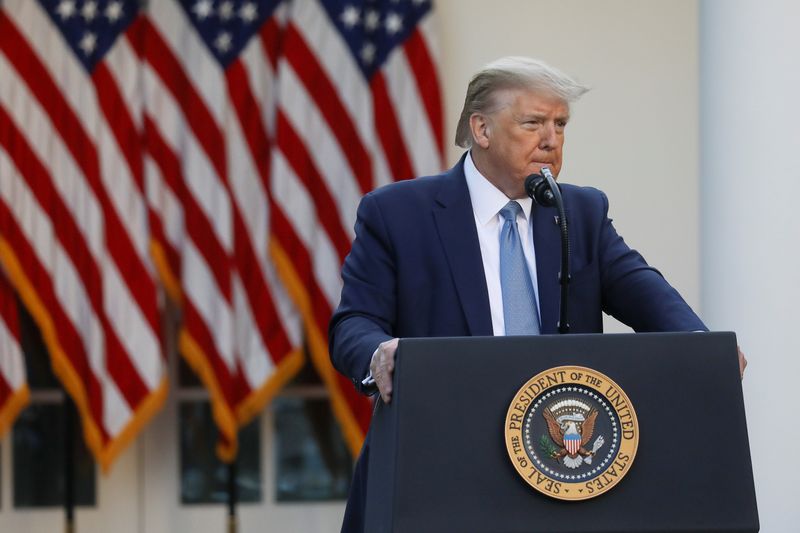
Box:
[515,112,571,123]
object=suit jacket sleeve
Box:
[594,190,707,332]
[329,191,395,393]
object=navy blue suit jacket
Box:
[329,155,705,531]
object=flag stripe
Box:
[142,19,227,185]
[142,153,183,301]
[0,180,106,440]
[277,64,359,238]
[283,24,373,194]
[259,15,282,67]
[147,0,227,125]
[7,9,150,276]
[290,0,376,156]
[269,238,369,454]
[275,112,352,261]
[225,62,296,361]
[0,145,126,433]
[403,27,444,162]
[0,106,146,415]
[270,151,343,307]
[93,61,146,195]
[93,62,157,329]
[5,4,101,144]
[141,66,185,301]
[370,72,415,182]
[285,0,394,194]
[143,47,234,300]
[0,269,28,438]
[183,301,236,407]
[143,117,185,210]
[383,45,441,177]
[0,58,153,413]
[270,202,333,334]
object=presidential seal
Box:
[504,366,638,501]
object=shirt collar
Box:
[464,151,533,226]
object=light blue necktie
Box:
[499,201,541,335]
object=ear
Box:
[469,113,491,149]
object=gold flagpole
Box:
[64,391,75,533]
[227,457,238,533]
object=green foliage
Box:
[539,434,560,460]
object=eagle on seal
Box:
[543,406,600,468]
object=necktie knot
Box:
[499,201,523,222]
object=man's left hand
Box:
[738,345,748,379]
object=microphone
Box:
[524,167,570,334]
[524,173,556,207]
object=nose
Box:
[538,122,556,149]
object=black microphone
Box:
[524,167,570,334]
[524,173,556,207]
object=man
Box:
[328,56,745,532]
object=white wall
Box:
[700,1,800,531]
[437,0,702,332]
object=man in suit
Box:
[328,56,745,532]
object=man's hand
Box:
[371,338,399,403]
[738,345,748,379]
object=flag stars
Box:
[105,0,124,23]
[56,0,77,20]
[218,1,235,21]
[192,0,214,21]
[214,31,233,53]
[360,42,376,65]
[81,0,98,22]
[385,12,403,35]
[78,31,97,56]
[340,5,360,28]
[239,2,258,23]
[364,10,380,32]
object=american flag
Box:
[0,0,443,465]
[142,0,305,460]
[0,270,28,438]
[0,0,166,470]
[271,0,443,454]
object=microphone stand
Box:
[525,169,570,334]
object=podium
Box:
[365,332,759,532]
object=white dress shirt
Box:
[463,151,541,335]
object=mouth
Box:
[531,162,554,172]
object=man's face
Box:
[471,88,570,199]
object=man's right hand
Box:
[371,338,399,403]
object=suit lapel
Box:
[532,204,562,334]
[432,160,493,336]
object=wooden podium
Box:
[365,332,759,532]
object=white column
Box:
[700,1,800,529]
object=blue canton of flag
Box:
[178,0,280,68]
[320,0,432,79]
[39,0,138,73]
